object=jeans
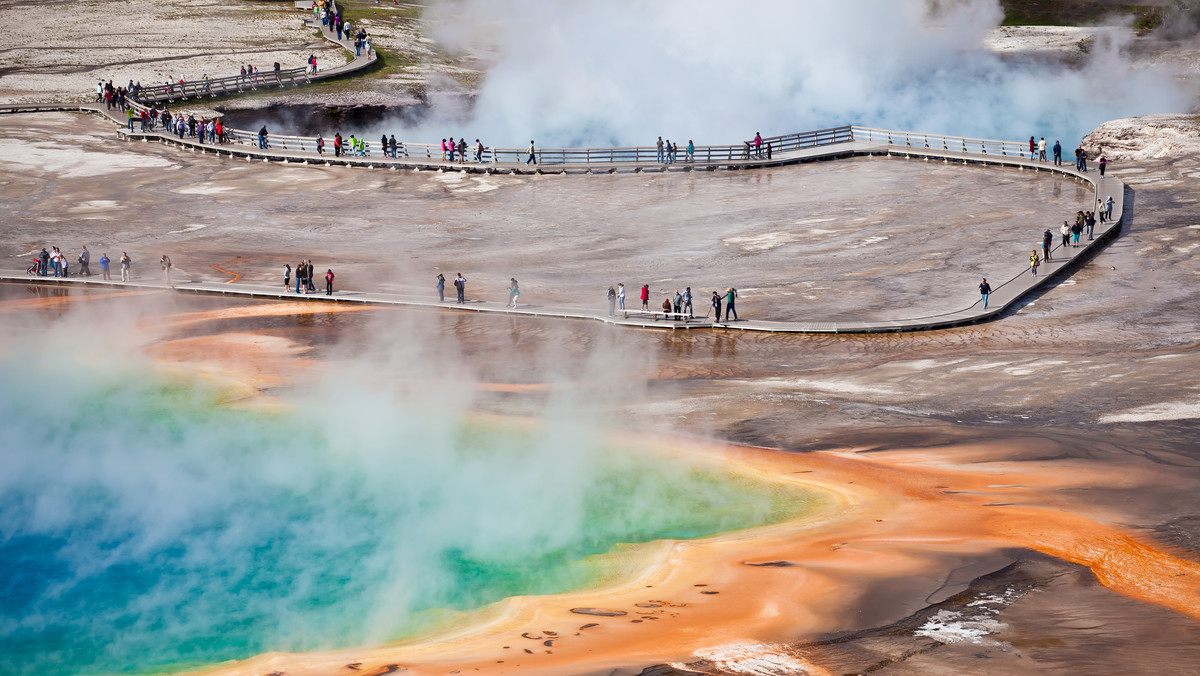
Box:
[258,136,266,149]
[726,304,737,321]
[982,293,989,308]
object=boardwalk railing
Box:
[153,124,860,166]
[137,68,311,105]
[849,126,1029,157]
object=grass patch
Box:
[998,0,1169,28]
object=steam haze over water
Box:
[403,0,1192,147]
[0,308,815,676]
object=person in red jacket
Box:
[640,284,650,310]
[325,269,335,296]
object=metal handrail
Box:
[850,125,1028,158]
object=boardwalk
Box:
[0,157,1123,335]
[0,14,1127,334]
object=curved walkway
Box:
[0,144,1124,334]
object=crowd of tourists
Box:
[130,104,227,144]
[315,1,372,56]
[1026,136,1109,175]
[284,260,336,296]
[1024,196,1115,278]
[98,80,141,110]
[27,246,132,282]
[655,137,696,164]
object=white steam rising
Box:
[0,298,793,676]
[400,0,1192,146]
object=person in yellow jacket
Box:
[1030,250,1040,276]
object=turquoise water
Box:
[0,361,813,676]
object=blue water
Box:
[0,365,812,675]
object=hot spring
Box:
[0,340,823,676]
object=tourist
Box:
[160,254,172,286]
[284,263,291,290]
[60,255,69,278]
[120,252,131,281]
[753,132,762,157]
[454,272,466,303]
[258,125,269,149]
[306,260,316,293]
[436,273,445,301]
[1038,137,1046,161]
[95,81,103,102]
[1085,211,1096,240]
[656,136,664,163]
[1105,195,1114,220]
[979,278,992,308]
[334,132,342,157]
[317,135,325,155]
[441,138,447,161]
[39,248,49,276]
[672,290,682,315]
[507,278,520,308]
[390,135,398,158]
[475,139,484,162]
[1042,229,1053,261]
[1061,220,1072,249]
[725,287,738,322]
[1028,136,1036,161]
[78,246,90,276]
[526,140,537,165]
[448,136,456,162]
[1071,219,1082,247]
[1099,154,1108,176]
[1030,250,1040,275]
[607,286,616,316]
[711,291,722,320]
[1079,145,1088,171]
[687,140,694,163]
[683,287,693,318]
[50,247,61,277]
[662,297,673,316]
[99,253,110,280]
[380,134,388,157]
[640,284,649,310]
[295,260,306,293]
[325,269,335,296]
[616,282,625,311]
[458,138,467,164]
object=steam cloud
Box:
[393,0,1193,147]
[0,299,797,675]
